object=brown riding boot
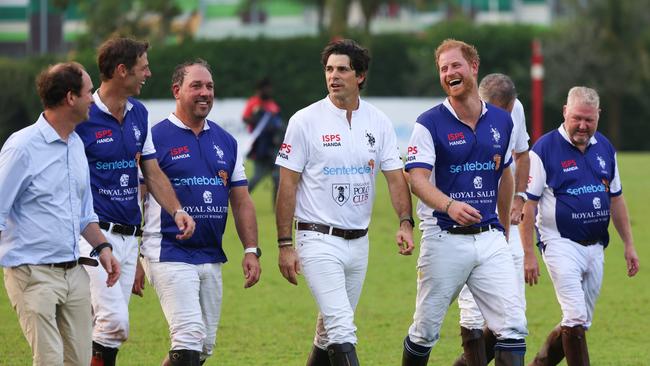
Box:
[561,326,590,366]
[306,344,330,366]
[528,325,564,366]
[451,327,487,366]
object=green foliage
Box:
[1,153,649,365]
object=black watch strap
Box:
[400,216,415,228]
[90,242,113,257]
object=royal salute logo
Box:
[473,176,483,189]
[120,174,129,187]
[593,197,601,209]
[203,191,212,204]
[332,183,350,206]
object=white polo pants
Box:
[296,230,369,349]
[542,238,604,329]
[142,259,223,359]
[457,225,526,329]
[80,231,138,348]
[407,227,527,348]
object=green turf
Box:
[1,153,648,365]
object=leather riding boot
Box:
[327,343,360,366]
[483,327,498,363]
[561,326,590,366]
[90,341,119,366]
[168,349,201,366]
[402,336,430,366]
[451,327,487,366]
[494,350,525,366]
[528,325,564,366]
[306,344,330,366]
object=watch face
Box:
[255,247,262,258]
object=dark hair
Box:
[97,37,149,81]
[320,39,370,89]
[256,76,272,90]
[36,62,85,109]
[478,73,517,109]
[171,58,212,89]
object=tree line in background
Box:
[1,0,650,150]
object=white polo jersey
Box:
[275,96,403,229]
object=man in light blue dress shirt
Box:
[0,62,120,366]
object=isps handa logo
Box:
[277,143,291,160]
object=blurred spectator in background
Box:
[242,77,284,204]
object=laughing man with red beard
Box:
[401,39,528,366]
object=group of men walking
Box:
[0,35,639,366]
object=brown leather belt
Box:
[47,257,98,269]
[447,225,496,235]
[100,221,142,237]
[296,222,368,240]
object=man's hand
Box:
[448,200,482,226]
[131,258,145,297]
[396,223,415,255]
[510,196,525,225]
[524,251,540,286]
[98,249,120,287]
[174,211,196,240]
[242,253,261,288]
[625,245,640,277]
[278,246,301,285]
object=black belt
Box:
[99,221,142,237]
[575,239,601,246]
[447,225,496,235]
[296,222,368,240]
[47,257,98,269]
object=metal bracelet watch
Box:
[515,192,528,202]
[173,208,187,219]
[399,215,415,228]
[244,247,262,258]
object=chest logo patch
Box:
[120,174,129,187]
[332,184,350,206]
[596,155,606,170]
[214,145,224,159]
[593,197,601,209]
[473,176,483,189]
[203,191,212,204]
[218,170,229,186]
[365,131,376,148]
[490,126,501,143]
[132,125,141,141]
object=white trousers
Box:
[80,231,138,348]
[296,230,369,349]
[542,238,604,329]
[457,225,526,329]
[142,258,223,359]
[408,227,527,348]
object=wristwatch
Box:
[244,247,262,258]
[400,215,415,228]
[515,192,528,202]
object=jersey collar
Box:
[558,124,598,147]
[92,90,133,118]
[442,98,488,122]
[168,113,210,131]
[324,95,362,117]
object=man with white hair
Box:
[522,86,639,365]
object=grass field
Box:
[1,153,648,365]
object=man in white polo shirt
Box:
[275,39,415,366]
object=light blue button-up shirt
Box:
[0,114,98,267]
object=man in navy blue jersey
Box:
[75,37,195,365]
[401,39,527,366]
[139,59,261,366]
[522,86,639,366]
